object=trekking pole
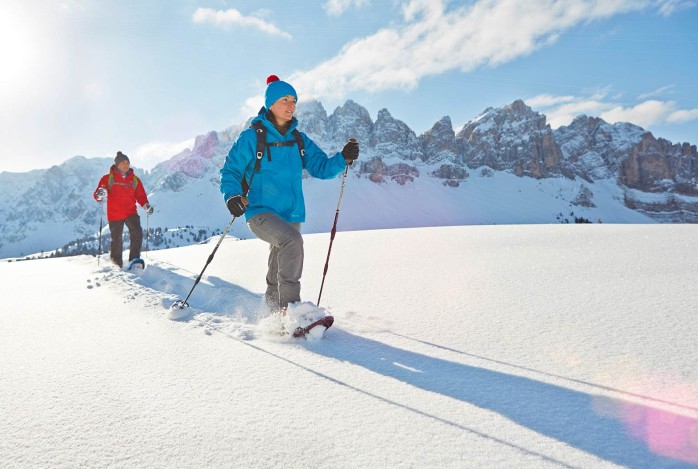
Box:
[145,211,150,258]
[171,214,239,309]
[97,204,104,266]
[316,139,354,307]
[172,158,261,310]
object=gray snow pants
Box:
[247,212,303,311]
[109,214,142,267]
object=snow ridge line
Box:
[340,317,698,416]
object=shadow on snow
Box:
[133,262,265,321]
[314,330,698,468]
[132,263,697,467]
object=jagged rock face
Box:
[421,116,459,165]
[353,108,422,183]
[359,158,420,185]
[623,192,698,223]
[16,157,107,227]
[554,115,645,181]
[0,156,113,254]
[158,131,221,179]
[295,100,330,140]
[149,131,229,192]
[572,186,596,208]
[458,100,562,179]
[555,115,698,218]
[617,134,698,221]
[555,115,698,194]
[370,109,423,161]
[328,100,373,146]
[554,116,624,181]
[431,164,469,187]
[620,133,698,194]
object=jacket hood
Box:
[251,108,299,138]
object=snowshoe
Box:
[292,315,334,338]
[127,258,145,271]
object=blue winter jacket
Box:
[220,111,346,223]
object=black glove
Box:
[144,203,154,215]
[226,195,247,217]
[341,140,359,165]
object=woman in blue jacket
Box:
[220,75,359,313]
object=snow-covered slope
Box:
[1,224,697,467]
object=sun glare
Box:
[0,5,43,96]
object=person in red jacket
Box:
[93,151,153,268]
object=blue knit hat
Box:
[264,75,297,110]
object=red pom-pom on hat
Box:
[266,74,280,85]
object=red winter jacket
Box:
[94,166,149,222]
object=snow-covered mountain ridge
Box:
[1,99,696,258]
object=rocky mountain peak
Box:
[504,99,535,117]
[370,108,422,161]
[150,130,226,191]
[296,100,329,140]
[328,99,373,145]
[457,100,561,178]
[620,132,698,194]
[192,131,219,160]
[2,97,698,259]
[421,116,458,164]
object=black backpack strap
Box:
[251,122,266,172]
[291,129,305,157]
[241,123,267,194]
[247,123,305,181]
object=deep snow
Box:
[1,224,697,468]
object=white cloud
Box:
[238,0,698,129]
[526,94,577,108]
[192,8,292,40]
[133,138,196,171]
[599,100,677,128]
[667,108,698,123]
[637,84,675,100]
[242,95,265,118]
[536,97,615,128]
[656,0,698,16]
[529,91,698,129]
[290,0,663,101]
[323,0,369,16]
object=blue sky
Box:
[1,0,697,173]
